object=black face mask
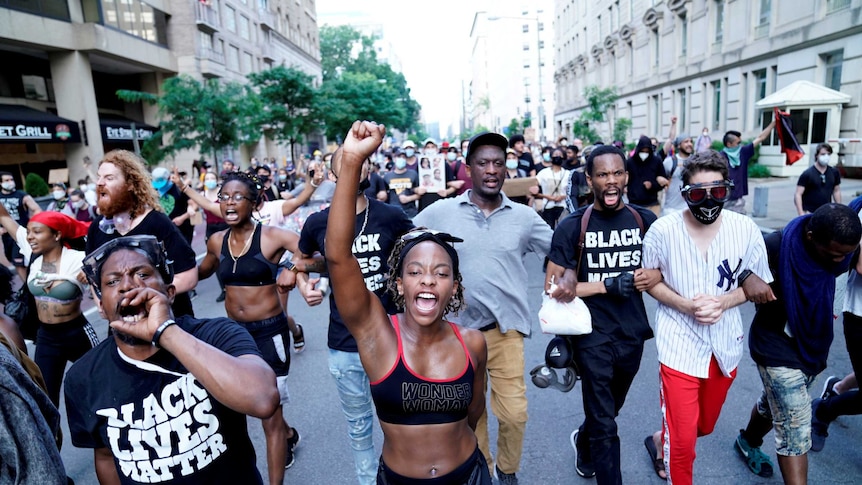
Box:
[358,177,371,193]
[257,175,269,184]
[686,198,724,225]
[551,156,564,166]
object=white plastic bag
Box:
[538,281,592,335]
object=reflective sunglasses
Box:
[680,180,734,204]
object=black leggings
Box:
[377,447,491,485]
[817,312,862,421]
[34,314,99,406]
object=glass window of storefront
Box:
[0,0,70,21]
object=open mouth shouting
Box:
[223,208,240,222]
[415,291,439,313]
[602,186,621,207]
[117,300,148,324]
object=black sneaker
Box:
[571,430,596,478]
[820,376,841,401]
[811,399,830,452]
[216,289,226,303]
[285,427,301,469]
[496,466,519,485]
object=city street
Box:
[56,232,862,484]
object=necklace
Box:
[354,196,370,244]
[228,224,256,273]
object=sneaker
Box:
[571,430,596,478]
[811,398,830,452]
[285,427,301,469]
[735,431,774,477]
[216,289,226,303]
[821,375,841,401]
[293,323,305,353]
[495,466,519,485]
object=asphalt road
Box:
[54,246,862,485]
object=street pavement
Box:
[53,177,862,484]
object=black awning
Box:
[100,116,157,142]
[0,104,81,143]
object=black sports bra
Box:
[369,315,474,425]
[217,224,278,286]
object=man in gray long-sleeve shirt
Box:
[414,132,553,484]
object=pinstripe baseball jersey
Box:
[642,210,772,378]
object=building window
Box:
[755,0,770,37]
[652,95,660,135]
[200,31,213,50]
[598,14,603,38]
[522,24,529,33]
[653,29,660,69]
[99,0,167,45]
[714,0,724,44]
[239,15,250,39]
[1,0,70,21]
[678,88,687,131]
[241,52,253,73]
[823,50,843,91]
[826,0,850,13]
[224,5,236,32]
[523,43,530,51]
[680,15,688,57]
[227,45,239,71]
[754,69,767,100]
[711,80,722,130]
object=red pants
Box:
[660,358,736,485]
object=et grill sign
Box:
[0,123,80,143]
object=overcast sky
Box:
[317,0,530,136]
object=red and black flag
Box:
[774,107,805,165]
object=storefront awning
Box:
[100,116,157,142]
[0,104,81,143]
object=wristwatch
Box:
[279,260,299,273]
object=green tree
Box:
[613,117,632,145]
[24,173,49,197]
[318,24,421,135]
[506,118,521,136]
[315,72,408,140]
[117,75,257,165]
[248,66,318,166]
[572,86,621,144]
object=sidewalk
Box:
[746,176,862,232]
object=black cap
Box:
[545,336,573,369]
[466,132,508,164]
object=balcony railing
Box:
[195,2,219,33]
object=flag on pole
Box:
[774,107,805,165]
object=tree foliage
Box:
[318,24,421,138]
[117,75,257,165]
[572,86,622,144]
[248,66,319,162]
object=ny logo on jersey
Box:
[716,258,742,291]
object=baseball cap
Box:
[545,336,573,369]
[422,137,437,146]
[674,133,692,147]
[441,141,450,149]
[402,140,416,149]
[466,132,509,164]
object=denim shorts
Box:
[756,365,816,456]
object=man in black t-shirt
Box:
[735,205,861,484]
[0,171,42,282]
[293,148,413,484]
[794,143,841,216]
[546,145,659,484]
[509,134,536,177]
[65,235,278,485]
[87,150,198,317]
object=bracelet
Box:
[151,319,176,348]
[310,180,320,188]
[738,269,754,286]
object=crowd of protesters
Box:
[0,111,860,485]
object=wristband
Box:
[151,319,176,348]
[310,180,320,188]
[738,269,754,286]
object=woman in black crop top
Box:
[196,171,322,484]
[327,121,490,484]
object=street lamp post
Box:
[489,14,545,143]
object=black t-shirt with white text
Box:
[298,199,414,352]
[548,205,656,349]
[64,316,263,485]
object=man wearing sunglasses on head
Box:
[794,143,841,216]
[640,150,774,484]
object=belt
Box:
[479,322,497,332]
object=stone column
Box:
[49,51,103,186]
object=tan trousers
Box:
[475,325,528,475]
